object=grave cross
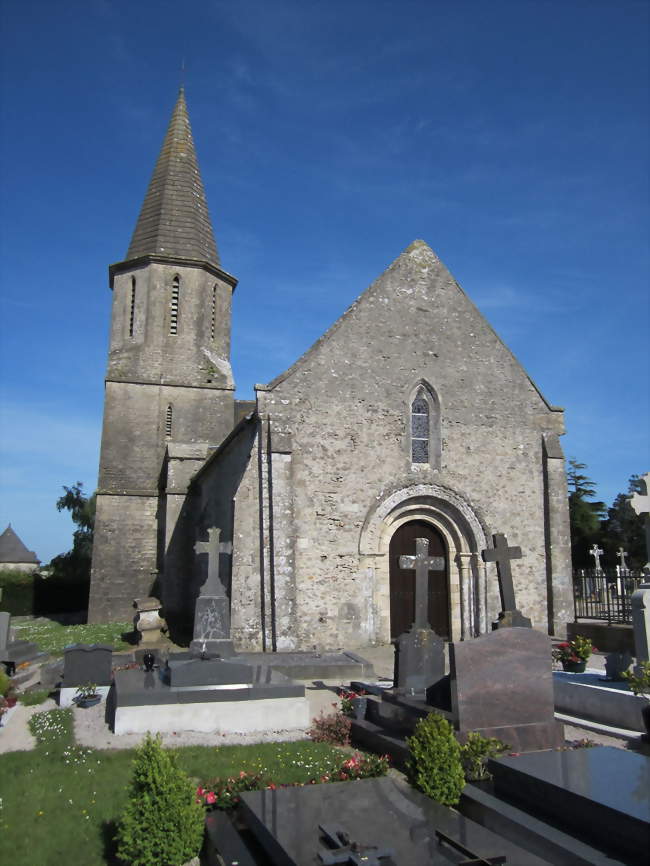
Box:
[399,538,444,629]
[617,547,628,572]
[318,824,394,866]
[589,544,604,572]
[481,532,522,612]
[194,527,232,597]
[630,472,650,572]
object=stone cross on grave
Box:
[194,527,232,597]
[399,538,444,629]
[589,544,604,573]
[481,532,531,629]
[630,472,650,573]
[617,547,628,572]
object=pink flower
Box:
[196,786,205,797]
[205,791,216,805]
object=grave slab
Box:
[488,747,650,865]
[239,776,552,865]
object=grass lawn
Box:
[0,708,350,866]
[12,620,133,656]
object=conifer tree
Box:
[116,733,204,866]
[567,459,606,568]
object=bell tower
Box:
[88,89,237,622]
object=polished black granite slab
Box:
[239,776,552,865]
[114,665,304,707]
[489,747,650,864]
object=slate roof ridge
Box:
[125,88,220,267]
[0,524,39,563]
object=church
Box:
[88,89,573,649]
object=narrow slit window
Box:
[411,388,430,463]
[165,405,173,439]
[210,284,217,341]
[169,276,180,335]
[128,277,136,337]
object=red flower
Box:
[205,791,216,805]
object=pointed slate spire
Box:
[126,88,220,267]
[0,525,39,564]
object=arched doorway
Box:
[389,520,449,639]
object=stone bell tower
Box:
[88,89,237,622]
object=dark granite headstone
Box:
[481,532,532,629]
[394,626,445,696]
[450,627,561,751]
[238,776,551,865]
[165,655,253,688]
[604,650,633,681]
[63,643,113,687]
[489,747,650,865]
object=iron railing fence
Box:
[572,570,646,625]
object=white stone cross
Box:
[194,527,233,597]
[617,547,628,572]
[589,544,604,572]
[630,472,650,573]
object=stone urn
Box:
[133,597,166,645]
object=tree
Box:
[567,459,606,568]
[600,474,647,569]
[48,482,96,582]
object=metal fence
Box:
[572,570,645,625]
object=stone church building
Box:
[88,89,573,649]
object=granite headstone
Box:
[63,643,113,687]
[190,527,235,658]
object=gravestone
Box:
[190,527,235,658]
[630,471,650,572]
[450,627,561,751]
[617,547,629,572]
[588,543,604,573]
[393,537,446,695]
[0,611,10,651]
[481,533,532,629]
[60,643,113,707]
[236,777,550,866]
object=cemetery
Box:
[2,506,650,865]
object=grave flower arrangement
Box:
[552,635,596,671]
[73,682,101,708]
[338,688,367,717]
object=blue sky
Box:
[0,0,648,564]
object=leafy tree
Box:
[48,482,96,582]
[567,459,606,568]
[600,474,647,569]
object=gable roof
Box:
[0,525,39,563]
[125,88,220,267]
[258,240,563,413]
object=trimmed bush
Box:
[115,733,205,866]
[460,731,509,781]
[406,712,465,806]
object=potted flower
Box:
[552,635,597,673]
[622,661,650,738]
[339,688,368,720]
[73,682,102,708]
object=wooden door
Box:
[389,520,449,639]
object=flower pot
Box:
[561,660,586,673]
[74,695,102,708]
[350,696,368,720]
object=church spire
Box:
[126,88,220,267]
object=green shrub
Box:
[19,688,50,706]
[308,708,352,745]
[0,568,36,615]
[406,712,465,806]
[0,669,11,697]
[115,733,205,866]
[460,732,509,781]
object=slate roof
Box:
[0,525,39,563]
[126,88,220,267]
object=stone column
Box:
[542,433,573,636]
[457,552,473,639]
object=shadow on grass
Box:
[102,819,121,866]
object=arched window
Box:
[409,382,441,468]
[210,284,217,341]
[169,275,180,335]
[128,277,136,337]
